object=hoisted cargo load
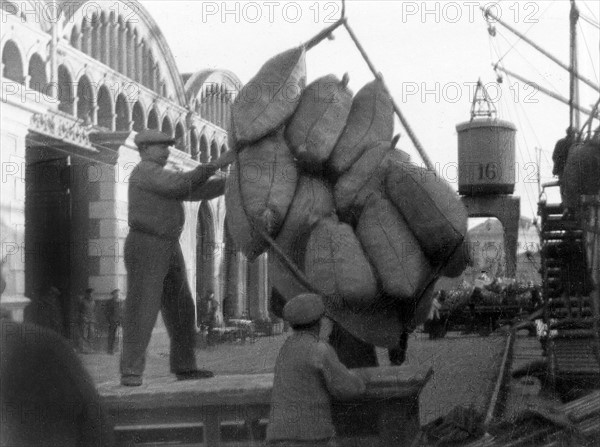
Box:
[232,46,306,146]
[456,119,516,196]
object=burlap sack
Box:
[357,196,433,299]
[232,46,306,146]
[275,175,335,260]
[224,159,268,261]
[269,175,335,305]
[335,140,401,221]
[285,74,353,170]
[329,78,394,174]
[238,129,298,238]
[304,216,378,306]
[385,161,468,271]
[441,232,472,278]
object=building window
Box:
[2,40,24,84]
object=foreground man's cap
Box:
[283,293,325,325]
[134,129,176,148]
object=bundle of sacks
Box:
[225,45,470,348]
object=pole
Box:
[483,6,600,94]
[255,227,321,295]
[303,18,346,50]
[343,20,435,171]
[494,64,598,118]
[49,1,59,99]
[570,0,581,129]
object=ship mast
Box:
[569,0,580,129]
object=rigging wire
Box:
[495,31,564,99]
[578,21,600,84]
[582,1,599,23]
[494,82,538,220]
[579,13,600,30]
[490,2,554,66]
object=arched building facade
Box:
[0,0,268,335]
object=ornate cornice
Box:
[29,111,95,150]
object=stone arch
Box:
[190,129,199,160]
[76,75,95,122]
[131,100,145,132]
[62,1,188,105]
[70,25,80,49]
[2,40,24,84]
[184,69,242,130]
[28,53,47,94]
[147,107,159,130]
[115,94,130,131]
[161,115,173,137]
[97,85,113,129]
[220,143,228,155]
[57,65,74,114]
[210,139,219,161]
[175,121,186,151]
[196,201,216,323]
[91,13,101,60]
[200,134,209,163]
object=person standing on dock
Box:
[120,130,227,387]
[78,288,96,353]
[267,293,366,446]
[105,289,123,355]
[552,127,577,205]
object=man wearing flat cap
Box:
[120,129,227,386]
[266,293,366,446]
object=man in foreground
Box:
[266,293,366,446]
[120,130,227,387]
[1,263,114,445]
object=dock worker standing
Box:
[552,127,577,179]
[552,126,577,206]
[120,130,227,387]
[105,289,123,355]
[266,293,366,446]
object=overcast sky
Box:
[140,0,599,220]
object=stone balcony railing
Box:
[99,365,432,446]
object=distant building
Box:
[437,216,541,291]
[1,1,269,335]
[466,217,540,282]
